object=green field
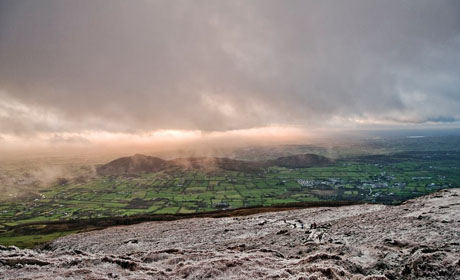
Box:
[1,150,459,247]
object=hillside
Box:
[96,153,333,175]
[169,157,262,172]
[1,189,459,279]
[96,154,171,176]
[264,153,332,168]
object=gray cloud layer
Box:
[1,0,460,135]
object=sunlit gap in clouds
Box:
[0,126,313,158]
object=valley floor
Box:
[1,189,459,279]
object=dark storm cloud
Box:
[0,0,459,134]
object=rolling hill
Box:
[95,154,171,176]
[263,153,332,168]
[96,153,332,176]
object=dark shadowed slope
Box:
[96,153,333,176]
[96,154,171,176]
[170,157,262,172]
[265,153,332,168]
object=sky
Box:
[1,0,460,154]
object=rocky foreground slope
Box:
[1,189,459,279]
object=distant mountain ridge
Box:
[96,153,332,176]
[264,153,332,168]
